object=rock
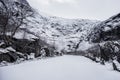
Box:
[0,52,17,63]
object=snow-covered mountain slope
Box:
[0,0,100,52]
[27,17,97,50]
[84,13,120,67]
[18,4,100,52]
[0,55,120,80]
[89,13,120,43]
[0,0,120,71]
[0,0,101,63]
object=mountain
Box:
[23,12,100,52]
[86,13,120,70]
[0,0,100,63]
[0,0,120,71]
[89,13,120,43]
[0,0,58,63]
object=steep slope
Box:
[84,13,120,71]
[0,0,100,63]
[0,0,60,63]
[89,13,120,42]
[21,8,100,52]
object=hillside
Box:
[0,0,120,72]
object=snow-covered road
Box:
[0,55,120,80]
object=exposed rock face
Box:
[0,35,59,63]
[85,13,120,68]
[0,0,60,63]
[89,13,120,43]
[0,53,17,63]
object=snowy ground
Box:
[0,55,120,80]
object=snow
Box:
[15,6,100,52]
[0,55,120,80]
[6,47,16,52]
[14,30,38,40]
[78,41,93,51]
[104,27,111,31]
[0,42,4,46]
[0,49,9,54]
[0,47,16,54]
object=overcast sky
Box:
[27,0,120,20]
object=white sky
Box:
[27,0,120,20]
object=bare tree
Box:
[0,0,10,45]
[0,0,34,45]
